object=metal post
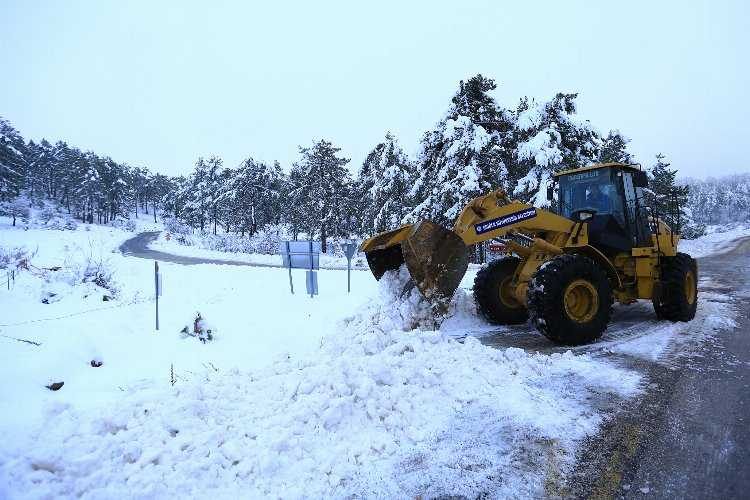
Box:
[309,240,314,298]
[154,261,159,331]
[347,257,351,293]
[286,241,294,294]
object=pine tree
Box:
[647,154,702,237]
[146,173,174,223]
[682,174,750,225]
[356,132,413,235]
[408,75,509,227]
[182,157,224,232]
[0,197,30,226]
[0,117,26,202]
[229,158,285,236]
[290,140,352,252]
[598,130,633,163]
[512,93,600,206]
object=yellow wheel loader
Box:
[360,162,698,345]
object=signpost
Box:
[154,261,161,330]
[279,241,321,296]
[342,241,357,293]
[305,270,318,297]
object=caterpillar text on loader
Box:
[360,162,698,345]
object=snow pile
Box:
[331,265,491,338]
[5,239,120,305]
[679,223,750,258]
[0,268,642,499]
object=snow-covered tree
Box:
[289,140,352,252]
[512,93,600,207]
[647,154,703,237]
[356,132,413,234]
[408,75,511,226]
[598,130,633,164]
[230,157,285,236]
[0,197,30,226]
[145,173,174,223]
[0,117,26,202]
[407,78,602,223]
[181,157,225,233]
[681,173,750,226]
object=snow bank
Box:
[0,267,642,499]
[679,223,750,258]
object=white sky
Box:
[1,1,748,179]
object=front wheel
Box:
[653,252,698,321]
[527,254,613,345]
[473,256,528,325]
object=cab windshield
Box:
[558,167,624,222]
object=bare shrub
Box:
[0,246,36,270]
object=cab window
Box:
[558,168,625,224]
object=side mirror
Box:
[546,184,554,201]
[633,171,649,188]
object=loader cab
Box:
[553,163,651,255]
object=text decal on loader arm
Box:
[474,208,537,235]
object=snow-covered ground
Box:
[678,222,750,258]
[0,219,743,498]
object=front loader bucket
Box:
[360,220,469,304]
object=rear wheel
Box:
[473,257,528,325]
[653,252,698,321]
[527,254,613,345]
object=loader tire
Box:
[653,252,698,322]
[527,254,613,345]
[473,257,528,325]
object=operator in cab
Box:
[586,183,612,214]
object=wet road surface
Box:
[478,238,750,498]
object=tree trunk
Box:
[321,224,327,253]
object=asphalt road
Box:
[119,231,365,270]
[119,231,286,267]
[478,238,750,498]
[569,239,750,499]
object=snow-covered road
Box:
[120,231,288,268]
